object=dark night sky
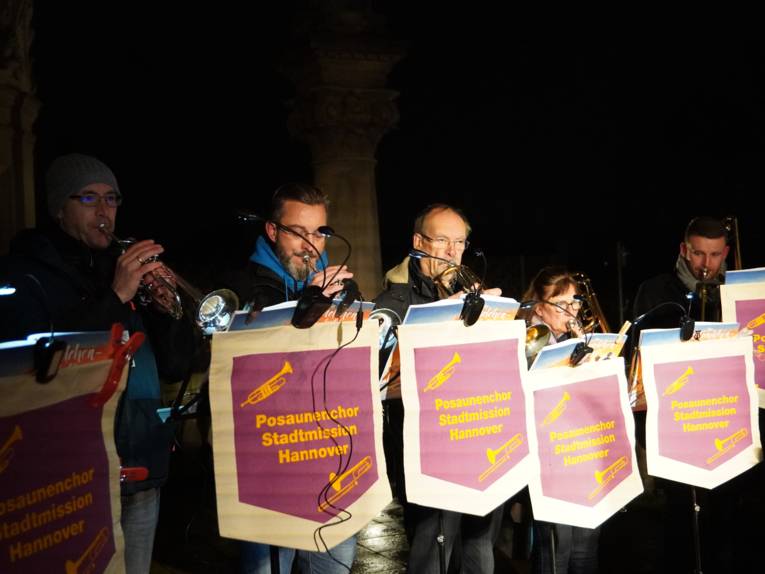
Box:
[29,5,765,324]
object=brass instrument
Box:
[99,224,239,333]
[707,428,748,464]
[588,455,627,500]
[65,527,109,574]
[423,352,462,392]
[240,360,293,407]
[479,433,523,482]
[319,455,372,512]
[573,272,611,334]
[663,366,694,397]
[541,391,571,426]
[0,425,22,474]
[525,324,551,363]
[433,262,483,299]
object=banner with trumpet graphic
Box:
[525,358,642,529]
[721,274,765,408]
[209,321,391,551]
[397,320,532,517]
[642,335,761,489]
[0,327,130,574]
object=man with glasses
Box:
[229,183,353,313]
[229,182,358,574]
[374,203,503,574]
[0,153,196,573]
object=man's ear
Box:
[679,241,688,259]
[412,233,423,251]
[723,245,730,259]
[265,221,278,243]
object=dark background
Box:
[30,4,765,326]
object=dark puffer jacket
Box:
[0,225,196,494]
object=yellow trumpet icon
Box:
[318,456,373,512]
[588,455,627,500]
[663,366,694,397]
[541,392,571,426]
[707,428,748,464]
[423,352,462,392]
[0,425,22,475]
[747,312,765,330]
[478,433,523,482]
[240,361,293,407]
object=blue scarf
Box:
[249,236,328,299]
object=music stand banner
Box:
[642,336,761,489]
[721,280,765,408]
[397,321,530,516]
[0,330,128,574]
[525,359,642,529]
[209,321,389,551]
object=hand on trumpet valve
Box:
[311,265,354,298]
[112,239,164,304]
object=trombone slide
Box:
[707,428,748,464]
[319,456,372,512]
[479,433,523,482]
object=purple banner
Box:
[231,347,377,522]
[655,355,752,468]
[415,339,527,490]
[534,375,633,506]
[736,299,765,392]
[0,397,115,573]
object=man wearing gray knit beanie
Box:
[1,153,196,574]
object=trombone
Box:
[99,224,239,333]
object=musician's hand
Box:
[112,240,164,303]
[143,267,178,313]
[309,265,354,298]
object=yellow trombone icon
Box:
[0,425,22,475]
[478,433,523,482]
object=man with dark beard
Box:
[228,183,358,574]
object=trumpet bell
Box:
[525,325,551,360]
[196,289,239,334]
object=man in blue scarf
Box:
[232,183,358,574]
[231,183,353,314]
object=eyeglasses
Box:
[419,233,470,252]
[275,224,327,242]
[544,299,583,313]
[69,192,122,208]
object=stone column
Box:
[0,0,39,254]
[285,7,403,299]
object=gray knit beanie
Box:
[46,153,121,218]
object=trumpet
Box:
[423,352,462,392]
[573,272,611,334]
[707,428,748,464]
[319,456,372,512]
[588,455,627,500]
[433,262,483,299]
[479,433,523,482]
[525,324,551,363]
[0,425,22,474]
[541,391,571,426]
[663,366,694,397]
[240,360,293,407]
[99,224,239,333]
